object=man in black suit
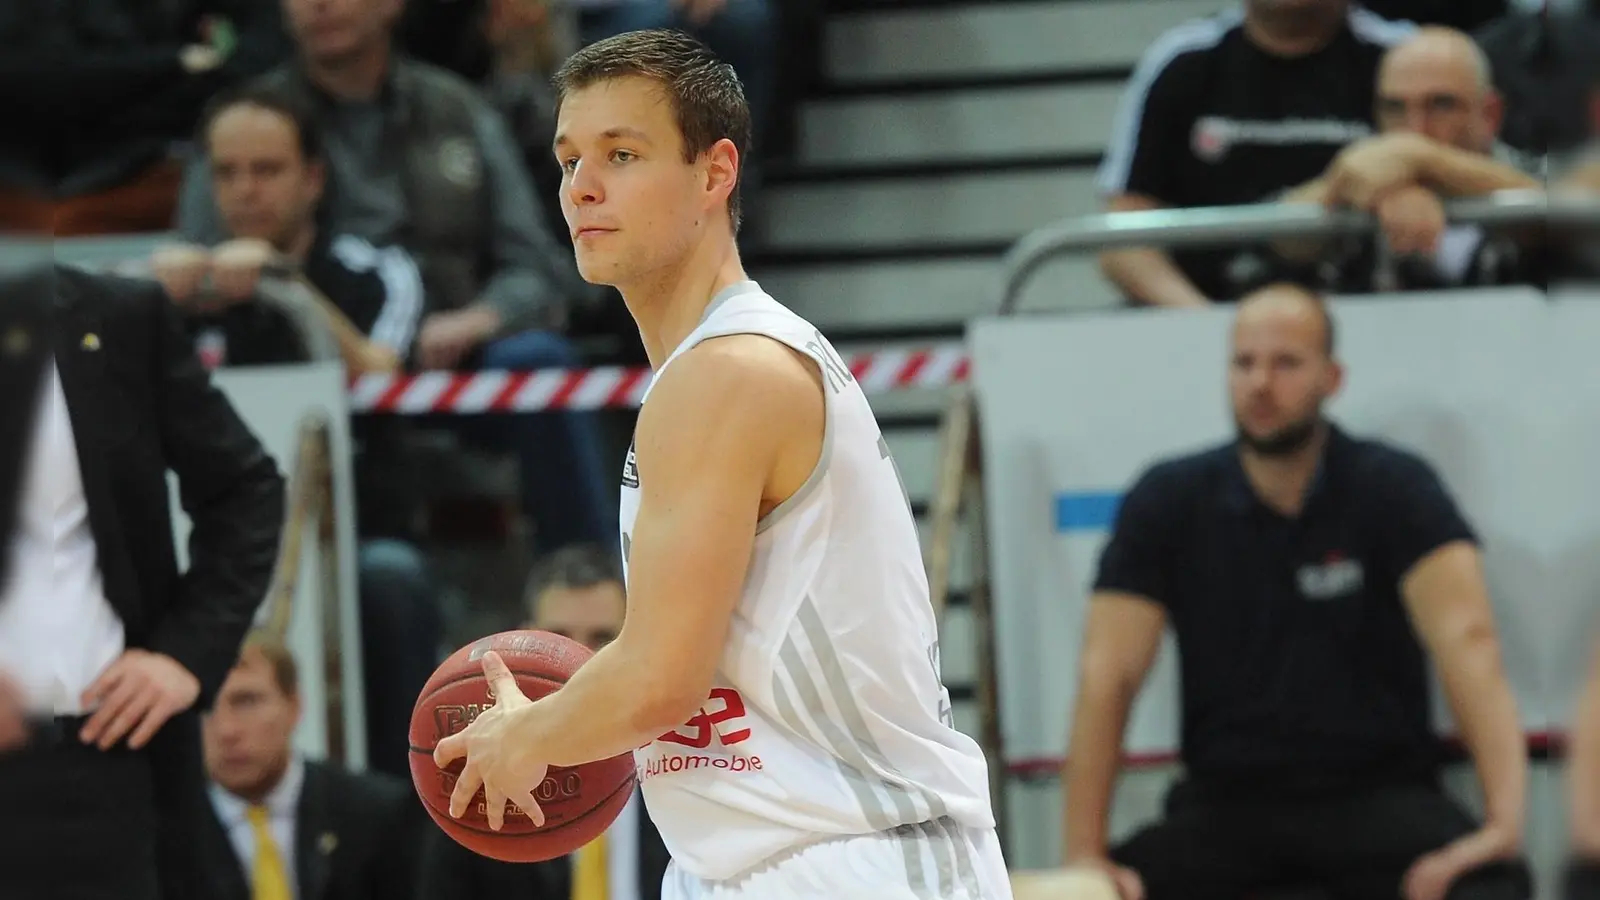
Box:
[419,544,671,900]
[0,262,285,900]
[199,629,423,900]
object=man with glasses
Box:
[1274,27,1539,293]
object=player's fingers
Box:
[448,759,483,819]
[484,779,508,831]
[434,732,467,768]
[510,787,545,828]
[480,651,521,703]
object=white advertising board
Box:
[971,289,1600,765]
[167,363,367,768]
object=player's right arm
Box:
[1061,467,1177,900]
[1570,635,1600,858]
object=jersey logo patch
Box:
[621,437,639,489]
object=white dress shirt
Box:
[210,755,307,899]
[0,362,126,714]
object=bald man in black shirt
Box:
[1061,284,1529,900]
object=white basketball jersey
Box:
[620,281,996,882]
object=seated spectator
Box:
[1060,284,1530,900]
[399,0,577,88]
[1275,27,1540,293]
[153,85,421,374]
[479,0,579,247]
[154,84,443,785]
[1569,635,1600,900]
[176,0,614,556]
[1097,0,1415,307]
[476,0,644,360]
[419,544,671,900]
[0,0,290,236]
[1475,0,1600,174]
[199,630,425,900]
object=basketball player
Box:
[434,28,1012,900]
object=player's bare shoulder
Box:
[637,335,825,506]
[646,334,823,430]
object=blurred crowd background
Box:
[3,0,1600,897]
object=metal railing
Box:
[996,188,1600,315]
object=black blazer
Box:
[198,760,426,900]
[418,791,672,900]
[0,268,49,589]
[2,265,285,900]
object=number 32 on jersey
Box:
[657,687,752,749]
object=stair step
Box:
[757,165,1101,253]
[794,81,1122,169]
[757,253,1118,334]
[823,0,1222,85]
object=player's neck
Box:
[624,235,749,370]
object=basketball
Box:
[408,630,638,862]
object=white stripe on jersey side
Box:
[930,816,984,897]
[1347,7,1419,46]
[907,820,957,897]
[1095,9,1242,196]
[767,659,893,829]
[773,597,984,898]
[793,600,983,899]
[771,635,931,895]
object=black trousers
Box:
[1569,861,1600,900]
[1111,778,1531,900]
[0,717,161,900]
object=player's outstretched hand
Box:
[434,650,549,831]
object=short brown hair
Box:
[198,82,324,165]
[524,543,623,622]
[553,29,751,231]
[240,629,300,697]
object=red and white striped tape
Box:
[348,343,971,414]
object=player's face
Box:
[529,581,626,653]
[209,105,324,251]
[554,77,723,287]
[202,648,302,800]
[1228,292,1341,456]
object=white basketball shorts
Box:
[660,817,1015,900]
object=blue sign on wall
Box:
[1054,491,1121,534]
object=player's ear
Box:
[704,138,739,209]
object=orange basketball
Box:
[408,630,637,862]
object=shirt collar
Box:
[1221,421,1346,515]
[210,754,306,826]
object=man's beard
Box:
[1236,412,1321,457]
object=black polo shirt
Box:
[1092,425,1477,791]
[1097,7,1414,301]
[186,232,424,368]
